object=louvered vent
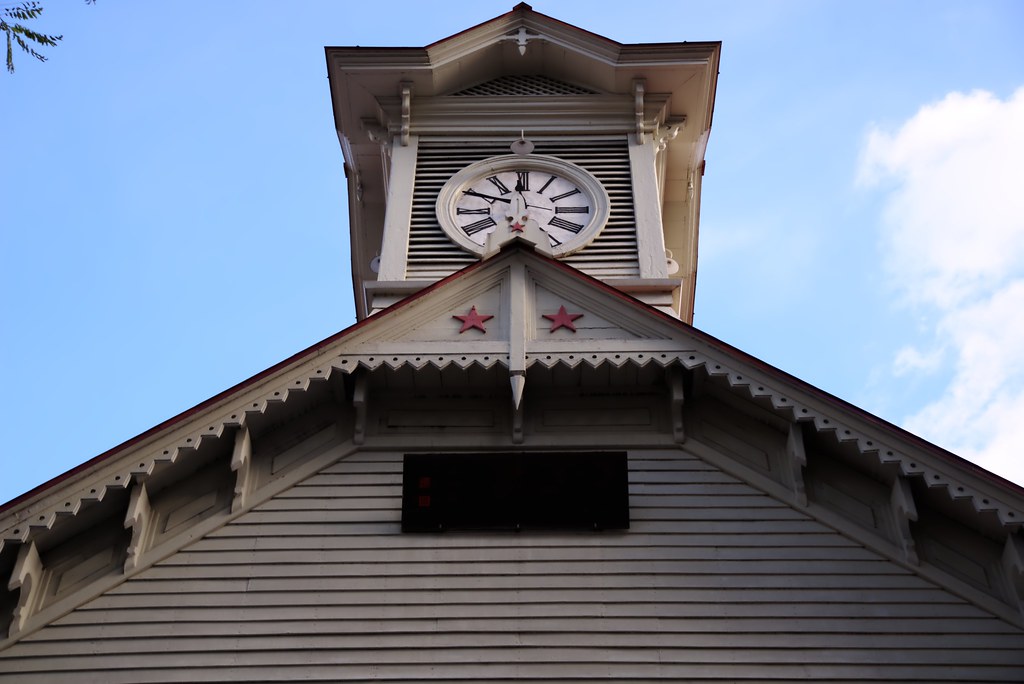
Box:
[408,138,639,281]
[450,75,596,97]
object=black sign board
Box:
[401,452,629,532]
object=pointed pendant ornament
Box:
[510,371,526,409]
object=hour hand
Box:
[463,189,511,204]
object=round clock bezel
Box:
[435,154,610,258]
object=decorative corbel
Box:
[354,171,364,204]
[352,373,368,445]
[8,541,42,637]
[362,118,389,145]
[399,82,412,147]
[230,426,254,514]
[669,366,685,443]
[1002,533,1024,617]
[890,476,920,565]
[785,424,808,507]
[123,482,152,573]
[633,79,646,144]
[362,117,392,161]
[656,116,687,152]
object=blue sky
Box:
[2,0,1023,504]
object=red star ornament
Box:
[453,306,494,334]
[543,305,583,333]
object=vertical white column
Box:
[628,135,669,279]
[376,135,420,283]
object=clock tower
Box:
[326,3,720,321]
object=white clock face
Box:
[454,170,594,249]
[436,155,610,258]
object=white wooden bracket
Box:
[633,79,646,144]
[230,426,254,514]
[123,482,152,573]
[786,424,808,507]
[362,117,390,145]
[890,476,920,565]
[1002,533,1024,618]
[399,82,412,147]
[362,118,392,163]
[669,366,685,443]
[656,117,687,152]
[353,373,368,445]
[7,541,42,637]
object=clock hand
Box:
[513,181,554,212]
[463,189,511,204]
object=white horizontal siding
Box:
[1,449,1022,682]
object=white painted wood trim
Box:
[628,135,668,279]
[230,427,253,514]
[123,483,151,573]
[891,476,920,566]
[6,542,41,637]
[375,135,419,282]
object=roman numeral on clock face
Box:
[486,176,511,195]
[550,188,581,202]
[537,175,557,194]
[462,216,497,235]
[516,171,529,191]
[548,216,584,233]
[555,206,589,214]
[457,207,491,215]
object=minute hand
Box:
[463,189,512,204]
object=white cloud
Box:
[892,344,944,377]
[859,87,1024,485]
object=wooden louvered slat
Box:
[407,138,640,280]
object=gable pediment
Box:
[347,243,674,354]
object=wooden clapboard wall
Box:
[1,448,1022,682]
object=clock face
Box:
[436,155,609,258]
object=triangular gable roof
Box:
[12,238,1016,516]
[3,241,1024,645]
